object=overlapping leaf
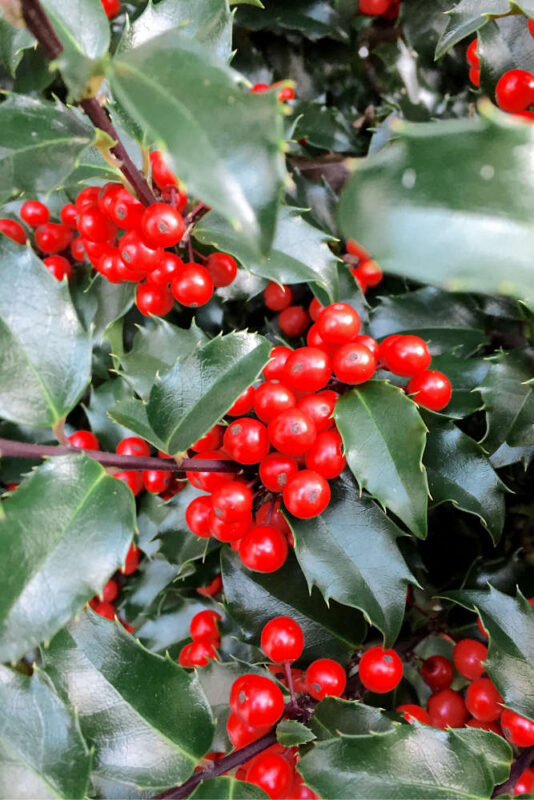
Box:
[478,350,534,453]
[436,0,534,59]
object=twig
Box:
[493,745,534,797]
[20,0,62,59]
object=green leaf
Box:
[0,240,91,428]
[429,354,488,419]
[108,397,167,451]
[236,0,347,40]
[117,319,207,400]
[293,101,357,152]
[195,206,340,303]
[84,378,134,451]
[443,586,534,722]
[0,454,135,662]
[287,473,415,647]
[41,0,110,99]
[70,271,134,342]
[147,331,271,455]
[338,106,534,309]
[120,0,234,62]
[335,381,429,539]
[276,720,316,747]
[110,30,286,255]
[190,778,269,800]
[42,611,215,790]
[222,550,366,662]
[0,666,91,800]
[478,16,534,96]
[370,288,485,356]
[401,0,451,63]
[0,95,94,203]
[478,350,534,453]
[299,724,512,799]
[135,595,208,654]
[436,0,534,59]
[423,412,507,543]
[0,19,35,76]
[310,698,394,740]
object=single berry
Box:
[230,674,285,727]
[501,709,534,747]
[75,186,100,212]
[239,525,288,573]
[264,282,293,311]
[268,408,317,456]
[60,203,78,229]
[251,83,270,93]
[20,200,49,227]
[356,259,382,287]
[77,207,117,243]
[259,452,299,492]
[94,601,115,620]
[332,342,376,385]
[421,655,454,692]
[172,263,213,307]
[0,219,26,244]
[209,511,251,543]
[261,616,304,663]
[359,0,391,14]
[117,437,150,457]
[105,185,144,230]
[284,347,332,393]
[263,346,293,381]
[514,768,534,796]
[305,658,346,700]
[307,323,335,354]
[143,469,172,494]
[187,639,218,667]
[465,677,503,722]
[44,255,72,281]
[197,574,223,598]
[227,385,255,417]
[147,252,185,288]
[35,223,71,254]
[382,335,431,377]
[254,381,296,423]
[309,297,324,321]
[407,370,452,411]
[453,638,487,681]
[226,712,268,748]
[68,430,100,450]
[136,283,174,317]
[186,496,213,538]
[97,250,122,284]
[186,450,234,493]
[283,469,330,519]
[205,252,238,287]
[277,86,295,102]
[396,704,431,724]
[223,418,269,464]
[278,306,309,338]
[427,689,469,729]
[317,302,361,344]
[122,544,142,574]
[114,470,144,495]
[467,718,501,733]
[466,39,480,69]
[101,0,120,18]
[119,230,161,274]
[346,238,370,260]
[191,425,224,453]
[211,481,253,522]
[359,646,403,694]
[495,69,534,113]
[141,203,185,248]
[70,237,85,261]
[297,390,338,432]
[305,430,346,479]
[190,609,221,642]
[150,150,178,190]
[255,498,291,537]
[101,579,119,603]
[246,753,293,800]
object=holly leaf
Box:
[190,778,269,800]
[194,206,340,303]
[110,30,286,255]
[236,0,347,40]
[310,698,395,740]
[428,354,488,419]
[478,16,534,96]
[84,378,134,451]
[292,101,357,152]
[422,412,507,543]
[0,665,91,800]
[0,454,135,662]
[0,19,35,76]
[299,724,512,799]
[134,595,209,654]
[478,350,534,453]
[42,611,214,790]
[335,381,429,539]
[277,720,316,747]
[436,0,534,59]
[107,398,167,451]
[0,95,94,203]
[147,331,271,455]
[338,106,534,310]
[443,586,534,722]
[70,271,134,342]
[222,550,366,663]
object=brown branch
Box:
[20,0,62,59]
[493,745,534,797]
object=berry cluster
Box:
[358,0,400,19]
[86,542,140,633]
[250,82,295,102]
[179,609,222,667]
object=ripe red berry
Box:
[94,601,115,620]
[101,0,120,18]
[68,430,100,450]
[357,259,382,287]
[76,186,99,212]
[35,223,71,254]
[306,322,335,354]
[186,496,213,538]
[259,453,299,492]
[226,712,268,748]
[251,82,270,93]
[396,704,431,724]
[465,677,503,722]
[359,646,403,693]
[77,207,117,243]
[353,335,380,359]
[268,408,316,456]
[105,185,144,230]
[119,230,161,274]
[60,203,78,229]
[346,238,370,260]
[359,0,391,15]
[70,237,85,261]
[205,252,238,287]
[211,481,253,522]
[43,255,73,281]
[427,689,469,729]
[122,543,141,575]
[501,709,534,747]
[305,430,346,479]
[496,69,534,113]
[0,218,26,244]
[191,425,224,453]
[178,642,195,667]
[466,39,479,69]
[263,346,293,381]
[147,252,185,288]
[230,674,285,727]
[171,263,213,307]
[143,469,172,494]
[114,470,144,495]
[261,616,304,663]
[141,203,185,248]
[209,511,251,542]
[421,655,454,691]
[467,718,501,733]
[253,381,296,423]
[407,370,452,411]
[83,239,110,268]
[264,282,293,311]
[514,768,534,796]
[186,450,234,493]
[317,303,361,344]
[224,418,269,464]
[97,250,122,284]
[136,283,174,317]
[101,579,119,603]
[277,86,295,102]
[197,574,223,598]
[185,639,219,667]
[305,658,346,700]
[190,609,221,642]
[117,437,150,457]
[453,638,487,681]
[227,385,255,417]
[150,150,178,190]
[332,342,376,385]
[283,469,330,519]
[382,335,431,377]
[278,306,309,338]
[297,390,337,432]
[530,18,534,38]
[246,753,292,800]
[255,498,291,537]
[309,297,324,321]
[284,347,332,393]
[20,200,49,227]
[239,525,288,572]
[469,68,481,87]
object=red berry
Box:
[261,616,304,663]
[197,574,223,597]
[466,39,479,68]
[359,646,403,694]
[77,207,117,243]
[223,418,269,464]
[359,0,391,15]
[230,674,285,727]
[83,239,109,268]
[251,83,270,93]
[278,306,309,338]
[264,282,293,311]
[254,381,296,423]
[205,252,238,287]
[259,452,299,492]
[467,718,501,733]
[239,525,288,572]
[0,219,26,244]
[469,68,481,87]
[309,297,324,321]
[143,469,172,494]
[284,347,332,393]
[396,704,431,724]
[171,263,213,307]
[530,18,534,38]
[514,768,534,796]
[187,639,218,666]
[35,223,71,254]
[465,677,503,722]
[191,425,224,453]
[427,689,469,729]
[70,237,85,261]
[353,334,380,359]
[305,658,346,700]
[346,238,370,260]
[94,601,115,620]
[382,335,431,377]
[317,303,361,344]
[147,252,185,288]
[101,579,119,603]
[283,469,330,519]
[178,642,194,667]
[101,0,120,18]
[76,186,100,212]
[277,86,295,102]
[246,753,292,800]
[421,655,454,691]
[190,609,221,642]
[60,203,78,229]
[209,511,251,543]
[150,150,178,190]
[357,259,382,287]
[68,430,100,450]
[226,712,268,748]
[211,481,253,522]
[186,450,234,493]
[117,437,150,457]
[96,250,123,284]
[501,709,534,747]
[268,408,316,456]
[119,230,161,274]
[105,185,144,230]
[20,200,49,227]
[496,69,534,113]
[306,323,335,354]
[227,385,255,417]
[297,390,338,432]
[186,496,213,538]
[255,499,291,537]
[263,346,293,381]
[123,543,141,574]
[332,342,376,385]
[453,638,487,681]
[305,430,346,479]
[43,255,72,281]
[114,471,144,495]
[136,283,174,317]
[407,370,452,411]
[141,203,185,248]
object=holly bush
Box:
[2,0,534,798]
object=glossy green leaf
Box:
[110,30,286,255]
[429,354,488,419]
[287,474,415,647]
[108,397,167,451]
[293,101,357,152]
[478,16,534,96]
[190,778,269,800]
[70,272,134,342]
[299,724,512,799]
[84,378,134,451]
[0,95,94,203]
[310,698,394,740]
[236,0,347,40]
[42,611,214,789]
[277,720,316,747]
[335,382,429,539]
[0,665,91,800]
[195,206,340,303]
[0,239,91,428]
[222,550,366,662]
[401,0,451,63]
[423,412,507,543]
[338,106,534,309]
[147,331,271,455]
[0,19,34,76]
[0,454,135,662]
[436,0,534,59]
[443,586,534,721]
[478,350,534,453]
[135,595,208,653]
